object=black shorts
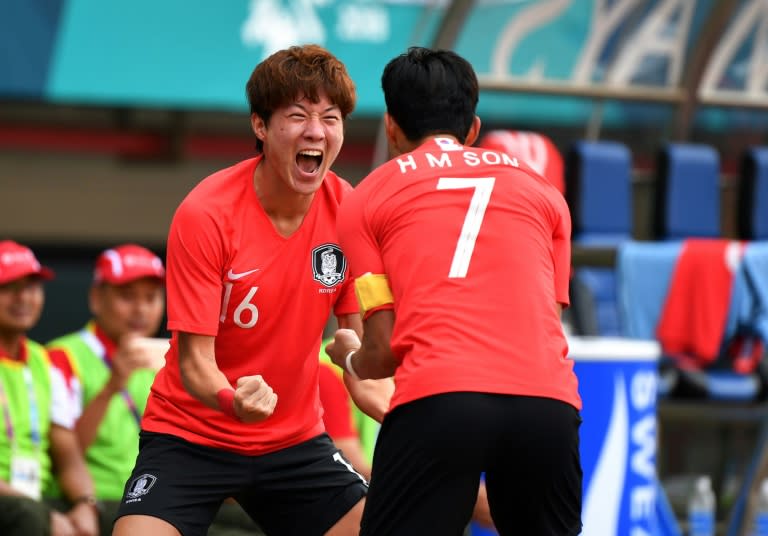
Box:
[115,431,367,536]
[361,392,582,536]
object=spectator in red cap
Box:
[0,240,99,536]
[478,130,565,195]
[46,244,167,535]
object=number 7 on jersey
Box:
[436,177,495,278]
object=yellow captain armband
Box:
[354,273,394,315]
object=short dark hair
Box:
[246,44,357,152]
[381,47,478,144]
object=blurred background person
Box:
[0,240,99,536]
[46,244,166,535]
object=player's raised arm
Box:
[177,332,277,423]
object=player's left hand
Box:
[325,328,361,370]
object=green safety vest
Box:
[47,323,155,500]
[0,339,53,493]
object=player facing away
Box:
[112,45,386,536]
[326,47,583,536]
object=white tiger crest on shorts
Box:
[126,473,157,499]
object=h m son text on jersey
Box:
[394,149,520,175]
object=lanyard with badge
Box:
[0,367,43,499]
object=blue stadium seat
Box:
[739,146,768,240]
[654,143,721,239]
[566,141,633,336]
[566,141,633,245]
[572,267,622,336]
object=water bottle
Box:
[688,475,716,536]
[752,479,768,536]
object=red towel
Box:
[656,239,745,368]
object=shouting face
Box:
[252,90,344,197]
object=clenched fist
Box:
[325,328,362,370]
[233,375,278,423]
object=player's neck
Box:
[253,166,314,238]
[394,135,462,156]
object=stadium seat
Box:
[566,141,633,245]
[654,143,721,239]
[738,146,768,240]
[566,141,633,336]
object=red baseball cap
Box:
[0,240,55,285]
[93,244,165,285]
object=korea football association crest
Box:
[125,473,157,501]
[312,243,346,287]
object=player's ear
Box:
[384,113,398,146]
[464,115,481,146]
[384,113,406,156]
[251,114,267,141]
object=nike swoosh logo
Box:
[227,268,260,280]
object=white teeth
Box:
[299,150,322,156]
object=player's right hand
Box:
[234,375,278,423]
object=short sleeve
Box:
[337,187,386,278]
[333,277,359,317]
[166,199,227,336]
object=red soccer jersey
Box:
[338,138,581,411]
[142,157,358,454]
